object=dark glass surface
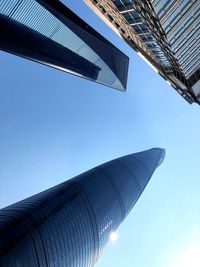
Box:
[0,148,165,267]
[0,0,129,91]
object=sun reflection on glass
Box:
[109,231,118,242]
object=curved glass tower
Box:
[0,148,165,267]
[0,0,129,91]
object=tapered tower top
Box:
[0,148,165,267]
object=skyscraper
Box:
[0,148,165,267]
[0,0,129,91]
[85,0,200,104]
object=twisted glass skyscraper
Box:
[0,148,165,267]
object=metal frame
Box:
[85,0,200,104]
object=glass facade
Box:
[0,0,129,91]
[85,0,200,104]
[0,148,165,267]
[151,0,200,101]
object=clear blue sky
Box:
[1,1,200,266]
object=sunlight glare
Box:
[172,243,200,267]
[109,231,118,242]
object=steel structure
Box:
[85,0,200,104]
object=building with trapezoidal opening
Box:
[0,0,129,91]
[85,0,200,104]
[0,148,165,267]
